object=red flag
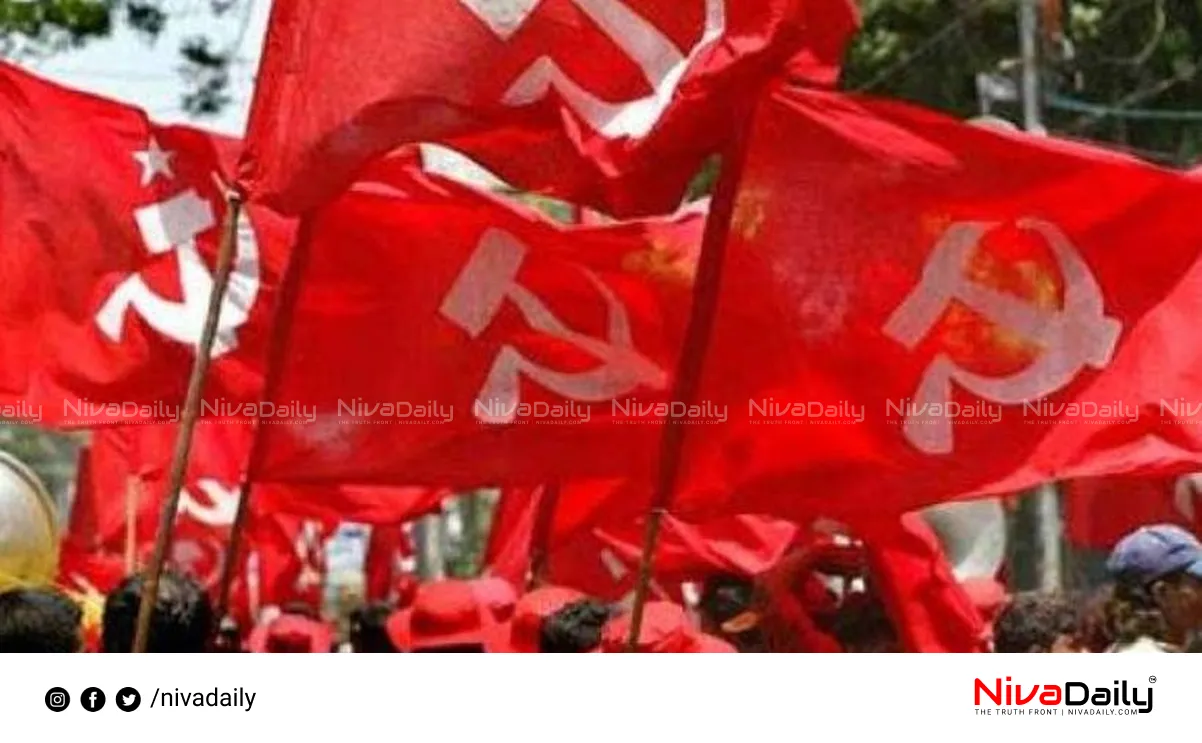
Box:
[484,485,654,599]
[55,547,128,597]
[483,482,797,600]
[0,64,291,427]
[239,0,859,215]
[252,483,448,527]
[363,524,414,603]
[58,424,250,596]
[246,512,333,612]
[601,514,799,579]
[57,423,349,621]
[61,440,133,557]
[670,85,1202,523]
[862,514,988,653]
[544,514,798,601]
[1062,475,1202,550]
[256,168,703,487]
[483,488,545,587]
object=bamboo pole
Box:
[625,115,756,652]
[131,193,243,653]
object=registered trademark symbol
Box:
[1149,676,1157,684]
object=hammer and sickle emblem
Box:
[95,187,261,358]
[883,218,1122,454]
[460,0,727,139]
[440,229,668,424]
[177,479,240,528]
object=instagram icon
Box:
[44,687,70,712]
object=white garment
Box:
[1107,636,1173,653]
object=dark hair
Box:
[1072,587,1115,653]
[822,594,898,652]
[540,598,615,653]
[349,602,397,653]
[0,588,82,653]
[699,574,755,625]
[1102,575,1179,646]
[993,592,1079,653]
[102,571,213,653]
[699,574,768,651]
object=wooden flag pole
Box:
[214,477,255,619]
[214,219,314,621]
[625,114,756,652]
[131,192,243,653]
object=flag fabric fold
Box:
[255,166,703,487]
[239,0,860,216]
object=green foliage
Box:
[0,0,248,117]
[845,0,1202,166]
[444,491,496,579]
[0,0,113,57]
[845,0,1018,117]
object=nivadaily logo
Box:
[974,677,1154,716]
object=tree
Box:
[0,0,251,115]
[844,0,1202,166]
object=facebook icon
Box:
[81,687,106,712]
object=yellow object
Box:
[0,450,59,592]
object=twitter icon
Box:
[116,687,141,712]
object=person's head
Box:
[102,571,213,653]
[349,602,397,653]
[1106,525,1202,645]
[992,592,1081,653]
[504,586,583,653]
[821,593,899,652]
[539,598,615,653]
[697,574,764,651]
[1073,586,1118,653]
[0,588,83,652]
[698,574,754,629]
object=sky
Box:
[22,0,498,184]
[28,0,271,136]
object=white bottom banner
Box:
[0,654,1191,740]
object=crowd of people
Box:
[1,523,1199,653]
[993,525,1202,654]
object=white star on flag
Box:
[133,137,175,186]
